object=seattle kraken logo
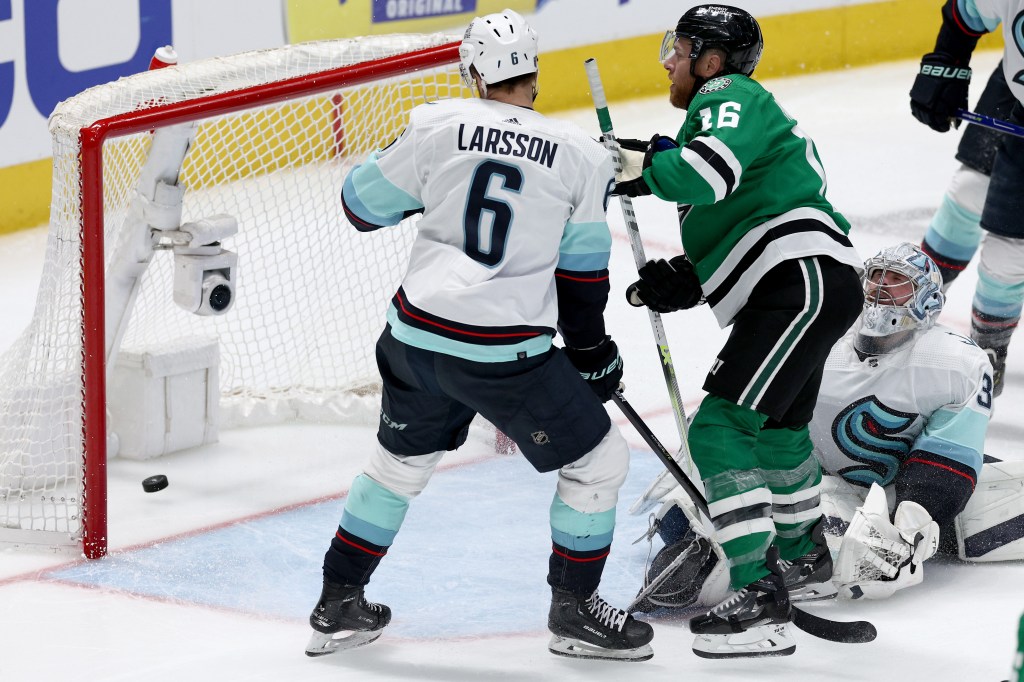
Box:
[832,396,918,487]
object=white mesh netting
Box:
[0,34,468,548]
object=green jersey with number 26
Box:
[642,74,863,327]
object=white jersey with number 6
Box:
[341,97,615,363]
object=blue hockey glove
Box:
[910,52,971,133]
[564,336,623,403]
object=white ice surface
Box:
[1,51,1020,681]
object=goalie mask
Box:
[856,242,944,354]
[662,4,763,77]
[459,9,538,93]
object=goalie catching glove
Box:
[564,336,623,403]
[833,483,939,600]
[609,134,678,197]
[627,255,704,313]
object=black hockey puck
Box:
[142,474,169,493]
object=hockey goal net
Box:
[0,34,467,558]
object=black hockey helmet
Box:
[663,4,763,77]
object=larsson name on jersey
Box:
[457,124,559,168]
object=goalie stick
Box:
[612,388,878,645]
[585,57,695,479]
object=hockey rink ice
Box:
[1,51,1020,680]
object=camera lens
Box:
[208,283,232,312]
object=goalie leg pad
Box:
[956,460,1024,561]
[834,483,938,600]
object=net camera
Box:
[172,215,238,316]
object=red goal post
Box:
[0,34,466,559]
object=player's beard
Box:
[669,81,692,110]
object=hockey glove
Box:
[611,134,678,198]
[910,52,971,132]
[626,255,703,313]
[564,336,623,403]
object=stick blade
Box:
[791,607,877,643]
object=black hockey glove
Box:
[626,255,703,314]
[910,52,971,132]
[564,336,623,403]
[610,134,678,198]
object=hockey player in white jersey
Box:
[910,0,1024,396]
[812,243,991,598]
[305,9,654,663]
[629,244,1023,612]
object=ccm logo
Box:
[921,65,971,80]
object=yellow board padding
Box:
[285,0,534,42]
[533,0,1004,114]
[0,159,51,234]
[0,1,1007,235]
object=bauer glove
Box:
[564,336,623,403]
[626,255,703,313]
[610,134,678,197]
[910,52,971,132]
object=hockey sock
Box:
[971,271,1022,395]
[548,492,615,595]
[323,474,409,585]
[756,423,822,562]
[547,542,610,596]
[689,395,774,589]
[921,165,988,287]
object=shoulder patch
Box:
[699,77,733,94]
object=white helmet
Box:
[856,242,944,352]
[459,9,538,91]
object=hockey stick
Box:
[612,388,708,520]
[956,108,1024,138]
[584,57,695,478]
[612,387,878,644]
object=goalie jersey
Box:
[341,97,615,362]
[810,325,993,489]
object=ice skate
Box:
[305,580,392,657]
[690,549,795,659]
[781,518,837,603]
[548,589,654,662]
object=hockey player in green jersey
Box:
[613,4,864,658]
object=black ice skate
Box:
[548,589,654,662]
[689,548,795,659]
[781,518,837,603]
[305,580,392,657]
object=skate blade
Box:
[692,623,796,659]
[305,629,382,657]
[548,635,653,662]
[790,582,838,603]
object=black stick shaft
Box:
[611,389,709,519]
